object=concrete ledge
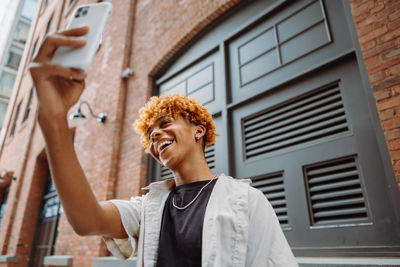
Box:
[297,257,400,267]
[43,255,72,266]
[94,257,137,267]
[0,255,17,263]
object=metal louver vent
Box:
[160,165,174,180]
[205,144,215,170]
[159,144,216,180]
[251,172,289,228]
[243,83,349,159]
[304,156,369,226]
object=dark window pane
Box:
[23,88,34,122]
[0,71,16,98]
[10,102,21,136]
[6,46,23,70]
[0,187,10,227]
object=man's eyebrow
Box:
[146,115,170,138]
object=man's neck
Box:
[172,157,215,186]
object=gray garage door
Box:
[150,0,400,256]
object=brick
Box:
[359,25,388,43]
[358,23,375,37]
[385,128,400,141]
[378,26,400,44]
[370,2,385,14]
[373,90,391,101]
[385,64,400,77]
[372,76,400,91]
[388,17,400,31]
[365,54,381,69]
[391,150,400,160]
[378,95,400,111]
[362,39,377,50]
[389,139,400,151]
[371,57,400,74]
[351,0,375,17]
[369,70,386,83]
[379,108,395,121]
[392,85,400,96]
[389,9,400,21]
[382,118,400,130]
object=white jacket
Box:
[104,174,298,267]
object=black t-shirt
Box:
[155,178,218,267]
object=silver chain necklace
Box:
[172,175,218,210]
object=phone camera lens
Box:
[82,9,88,16]
[75,7,83,17]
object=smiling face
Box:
[147,115,205,170]
[133,94,217,152]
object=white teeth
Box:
[158,140,173,154]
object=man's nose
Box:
[150,128,162,142]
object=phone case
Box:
[51,2,112,70]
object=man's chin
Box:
[161,156,178,171]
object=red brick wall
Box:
[349,0,400,187]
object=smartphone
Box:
[51,2,112,70]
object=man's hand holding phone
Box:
[30,2,112,123]
[30,26,89,122]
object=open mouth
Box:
[158,140,174,155]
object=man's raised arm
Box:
[30,26,127,239]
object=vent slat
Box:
[278,215,289,222]
[246,123,348,158]
[274,207,288,214]
[270,199,287,206]
[245,93,342,134]
[311,188,362,201]
[244,86,340,127]
[313,207,367,218]
[245,113,346,149]
[205,154,214,160]
[257,183,284,193]
[312,217,369,225]
[310,179,360,193]
[307,162,357,176]
[312,197,365,209]
[265,191,286,199]
[308,170,359,184]
[252,176,283,187]
[161,168,171,174]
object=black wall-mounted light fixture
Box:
[69,101,107,123]
[0,170,16,184]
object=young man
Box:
[30,26,298,266]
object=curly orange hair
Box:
[133,94,217,152]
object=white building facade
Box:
[0,0,38,130]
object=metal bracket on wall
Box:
[121,68,134,79]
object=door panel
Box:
[159,50,224,115]
[228,0,352,103]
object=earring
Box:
[195,135,200,141]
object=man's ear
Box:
[194,124,206,139]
